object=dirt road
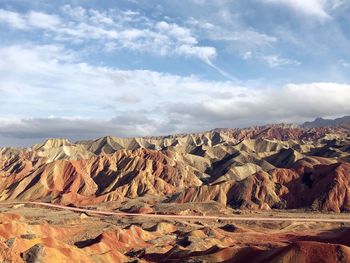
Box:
[1,201,350,223]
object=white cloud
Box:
[156,21,197,45]
[27,11,61,29]
[0,9,61,30]
[176,45,216,63]
[0,9,27,29]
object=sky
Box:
[0,0,350,146]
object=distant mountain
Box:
[303,116,350,129]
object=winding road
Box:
[1,201,350,223]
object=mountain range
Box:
[1,117,350,212]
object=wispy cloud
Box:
[0,6,216,64]
[259,54,301,68]
[187,17,278,54]
[240,51,300,68]
[258,0,348,20]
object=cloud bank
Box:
[0,44,349,146]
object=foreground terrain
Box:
[2,203,350,262]
[1,119,350,262]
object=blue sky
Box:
[0,0,349,146]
